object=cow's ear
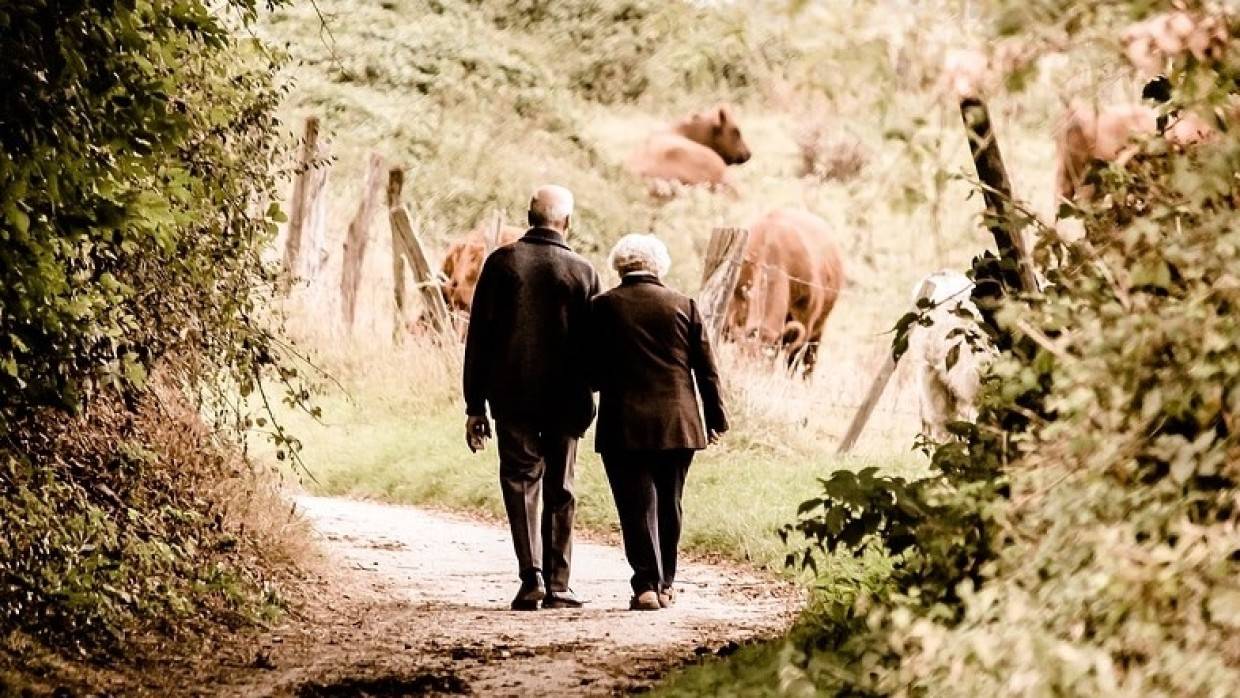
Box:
[717,105,729,124]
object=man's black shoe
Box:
[542,589,585,609]
[511,577,546,611]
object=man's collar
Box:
[521,227,570,250]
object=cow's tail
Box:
[781,320,808,349]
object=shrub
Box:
[1,0,301,660]
[780,1,1240,694]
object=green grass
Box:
[649,641,789,697]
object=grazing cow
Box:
[440,222,523,314]
[627,104,752,196]
[908,270,989,441]
[1054,101,1215,202]
[726,208,844,374]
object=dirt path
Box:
[197,496,797,697]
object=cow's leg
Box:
[800,293,834,376]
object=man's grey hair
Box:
[609,233,672,278]
[528,184,574,229]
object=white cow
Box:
[908,270,990,440]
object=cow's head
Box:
[679,104,752,166]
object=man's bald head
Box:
[528,184,574,232]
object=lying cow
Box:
[440,222,523,315]
[1054,100,1215,203]
[726,208,844,374]
[627,104,752,197]
[907,270,990,441]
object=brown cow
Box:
[440,222,523,314]
[627,104,752,196]
[1055,101,1216,202]
[726,208,844,374]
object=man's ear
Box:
[563,214,572,234]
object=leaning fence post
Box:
[388,167,452,336]
[698,227,749,343]
[340,152,386,329]
[836,277,938,454]
[958,97,1039,294]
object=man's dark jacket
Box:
[587,274,729,453]
[463,227,600,437]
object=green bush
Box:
[779,1,1240,694]
[0,0,287,424]
[1,0,296,659]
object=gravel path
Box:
[204,495,798,696]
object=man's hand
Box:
[707,428,726,445]
[466,415,492,452]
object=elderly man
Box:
[588,234,728,610]
[463,185,600,610]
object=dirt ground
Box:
[99,495,799,697]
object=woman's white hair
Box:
[609,233,672,278]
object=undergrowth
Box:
[1,0,309,683]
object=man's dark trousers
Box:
[600,449,693,594]
[497,420,577,591]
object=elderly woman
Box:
[588,234,729,611]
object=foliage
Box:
[779,0,1240,694]
[0,0,298,660]
[0,0,290,425]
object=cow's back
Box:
[730,207,844,354]
[751,207,844,313]
[627,132,730,188]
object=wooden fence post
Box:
[283,115,330,286]
[959,98,1039,294]
[836,277,938,454]
[388,167,453,336]
[340,152,386,329]
[698,227,749,342]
